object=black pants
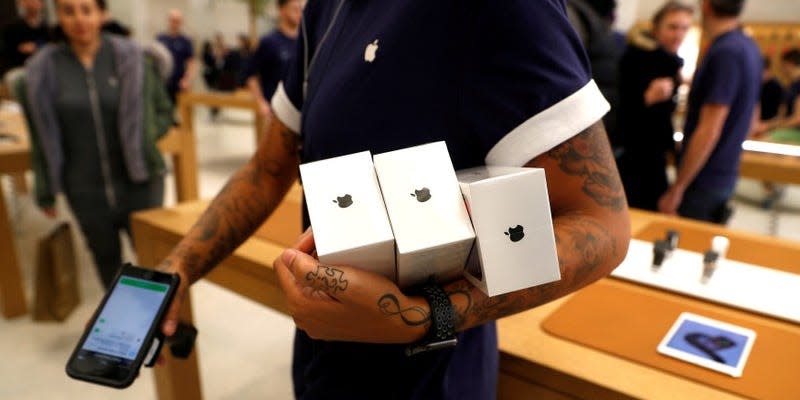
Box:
[618,152,668,212]
[66,177,164,289]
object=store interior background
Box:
[29,0,800,46]
[2,0,799,399]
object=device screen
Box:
[82,276,169,360]
[69,274,172,384]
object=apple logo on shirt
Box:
[505,225,525,242]
[333,194,354,208]
[410,188,432,203]
[364,39,379,63]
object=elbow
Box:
[606,209,632,277]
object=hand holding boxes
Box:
[299,151,396,282]
[299,142,561,296]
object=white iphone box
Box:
[457,166,560,296]
[299,151,396,281]
[373,142,475,288]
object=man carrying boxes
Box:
[155,2,631,399]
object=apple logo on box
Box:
[333,194,353,208]
[505,225,525,242]
[410,187,432,203]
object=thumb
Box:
[282,249,351,300]
[161,283,186,337]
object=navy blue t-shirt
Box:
[682,29,761,191]
[272,1,609,399]
[157,33,194,94]
[243,30,296,101]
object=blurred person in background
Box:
[658,0,761,224]
[617,1,694,211]
[751,55,787,209]
[1,0,50,71]
[567,0,623,151]
[17,0,174,288]
[98,1,131,37]
[753,49,800,208]
[756,48,800,134]
[244,0,302,119]
[756,57,786,127]
[157,8,196,103]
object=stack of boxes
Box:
[299,142,561,296]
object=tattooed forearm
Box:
[378,294,430,326]
[443,210,621,331]
[435,123,629,332]
[163,120,299,283]
[544,122,626,211]
[306,265,349,294]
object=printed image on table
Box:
[664,317,751,368]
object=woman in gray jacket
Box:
[19,0,173,288]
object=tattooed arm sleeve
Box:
[444,121,631,331]
[159,118,301,283]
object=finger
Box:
[292,228,316,255]
[161,285,185,337]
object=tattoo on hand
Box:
[445,287,472,330]
[378,294,430,327]
[306,265,349,294]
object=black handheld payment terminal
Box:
[66,264,180,388]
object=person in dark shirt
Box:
[617,1,694,211]
[157,9,196,103]
[243,0,302,119]
[752,56,787,209]
[566,0,623,150]
[777,48,800,129]
[659,0,762,224]
[154,2,631,399]
[1,0,49,70]
[759,57,786,122]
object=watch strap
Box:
[405,284,458,356]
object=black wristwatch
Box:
[405,284,458,356]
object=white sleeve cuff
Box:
[485,79,610,167]
[271,82,302,133]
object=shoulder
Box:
[107,34,140,52]
[262,31,280,45]
[25,42,60,70]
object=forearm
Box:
[673,129,718,190]
[444,212,626,331]
[160,120,300,283]
[247,76,266,103]
[183,59,198,82]
[673,105,727,190]
[781,110,800,129]
[450,121,629,330]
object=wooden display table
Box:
[131,198,800,399]
[739,148,800,185]
[0,107,32,318]
[0,105,198,319]
[176,90,267,145]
